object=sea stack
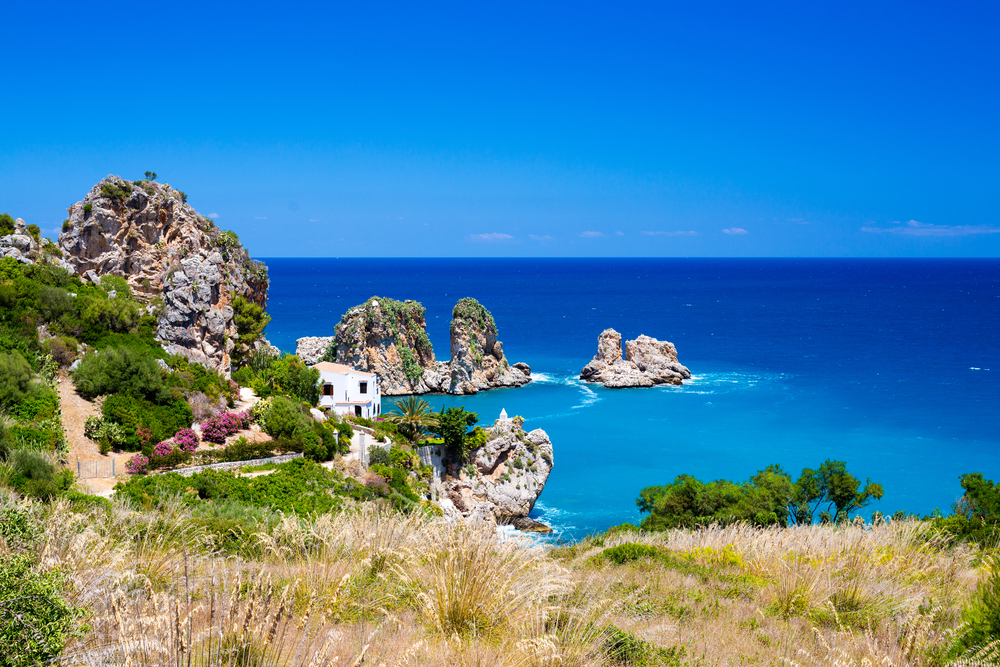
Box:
[580,328,691,387]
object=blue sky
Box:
[1,1,997,257]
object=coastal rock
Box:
[322,296,530,396]
[580,328,690,388]
[296,336,333,365]
[447,298,530,395]
[422,415,553,529]
[57,176,268,375]
[328,296,440,395]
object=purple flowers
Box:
[126,454,150,475]
[153,441,174,457]
[201,410,250,445]
[173,428,199,453]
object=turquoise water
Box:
[262,258,1000,539]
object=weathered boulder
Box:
[422,415,553,530]
[580,328,690,387]
[447,298,530,395]
[0,218,75,271]
[296,336,333,365]
[57,176,268,375]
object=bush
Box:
[0,554,86,667]
[102,394,193,452]
[951,556,1000,657]
[369,446,391,467]
[600,543,662,565]
[43,335,78,366]
[11,384,59,421]
[201,411,249,445]
[0,212,14,235]
[0,350,32,409]
[72,346,164,400]
[9,449,74,499]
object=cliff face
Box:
[328,297,446,395]
[57,176,268,374]
[422,416,553,529]
[316,296,530,395]
[580,328,691,388]
[1,218,75,272]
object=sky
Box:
[1,1,998,257]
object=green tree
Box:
[384,396,439,443]
[231,296,271,367]
[144,171,157,180]
[72,346,164,400]
[0,213,15,236]
[431,406,479,462]
[791,459,884,524]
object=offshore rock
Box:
[580,328,690,388]
[296,336,333,365]
[423,416,553,530]
[322,296,530,395]
[57,176,268,374]
[447,298,530,395]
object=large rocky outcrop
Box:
[447,298,530,394]
[420,415,553,530]
[580,328,690,387]
[0,218,75,272]
[57,176,268,374]
[326,297,445,395]
[316,296,530,395]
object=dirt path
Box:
[58,371,132,496]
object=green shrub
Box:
[11,384,59,421]
[0,213,14,236]
[9,449,74,499]
[600,542,662,565]
[951,556,1000,657]
[26,224,40,240]
[0,554,86,667]
[602,624,687,666]
[73,346,163,400]
[102,394,192,452]
[0,350,32,409]
[61,219,72,233]
[369,446,391,467]
[83,203,92,215]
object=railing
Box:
[77,459,115,479]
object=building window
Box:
[359,381,368,394]
[322,384,333,396]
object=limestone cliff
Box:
[57,176,268,374]
[316,296,530,395]
[580,328,690,387]
[447,298,530,395]
[420,415,553,530]
[327,297,445,395]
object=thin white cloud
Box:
[309,219,320,222]
[579,231,604,238]
[861,219,1000,237]
[469,232,514,242]
[641,230,698,236]
[722,227,749,235]
[788,218,811,224]
[528,234,554,242]
[207,213,220,219]
[615,231,625,236]
[254,216,267,220]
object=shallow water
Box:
[262,258,1000,539]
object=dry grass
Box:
[0,493,989,667]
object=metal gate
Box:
[77,460,115,479]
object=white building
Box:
[311,362,381,418]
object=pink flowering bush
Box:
[201,410,250,445]
[153,441,174,457]
[126,454,150,475]
[173,428,199,453]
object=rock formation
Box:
[580,328,690,387]
[57,176,268,374]
[326,297,444,395]
[317,296,530,395]
[296,336,333,365]
[420,415,553,530]
[0,217,75,272]
[447,298,530,394]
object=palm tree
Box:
[384,396,439,443]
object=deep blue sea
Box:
[261,258,1000,539]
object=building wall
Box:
[317,370,381,418]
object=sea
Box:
[260,258,1000,541]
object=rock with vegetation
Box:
[325,296,443,395]
[57,176,269,374]
[0,214,74,272]
[580,328,690,387]
[447,298,530,395]
[427,415,554,529]
[319,296,530,395]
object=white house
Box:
[311,362,381,418]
